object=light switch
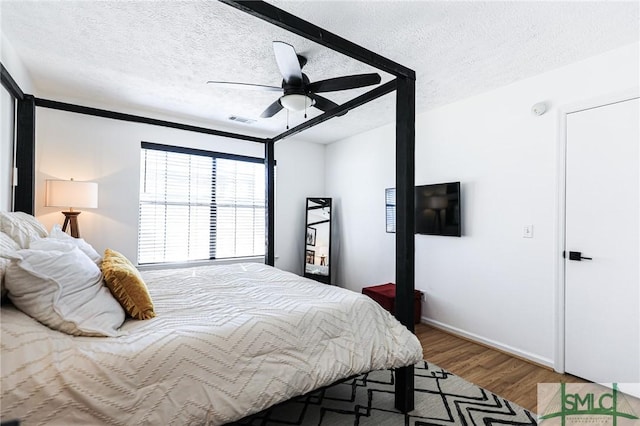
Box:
[523,225,534,238]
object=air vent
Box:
[228,115,256,125]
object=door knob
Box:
[567,251,592,261]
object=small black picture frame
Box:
[306,227,316,246]
[306,250,315,264]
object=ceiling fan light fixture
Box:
[279,94,314,111]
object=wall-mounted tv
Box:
[415,182,461,237]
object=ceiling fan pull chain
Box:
[286,109,289,129]
[304,99,308,119]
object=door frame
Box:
[554,88,639,373]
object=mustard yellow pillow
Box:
[101,248,155,320]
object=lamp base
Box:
[61,211,82,238]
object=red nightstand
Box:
[362,283,422,324]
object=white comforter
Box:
[1,263,422,425]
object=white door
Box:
[565,97,639,388]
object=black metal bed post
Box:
[34,98,268,144]
[15,94,36,214]
[3,63,35,214]
[394,76,416,413]
[219,0,418,413]
[265,139,275,266]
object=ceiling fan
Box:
[207,41,381,119]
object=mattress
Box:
[1,263,422,425]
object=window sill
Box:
[137,256,273,271]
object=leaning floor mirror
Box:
[304,198,332,284]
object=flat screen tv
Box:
[415,182,461,236]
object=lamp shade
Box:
[45,180,98,209]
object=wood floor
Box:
[415,323,587,413]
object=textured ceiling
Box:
[1,1,638,144]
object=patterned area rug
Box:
[229,361,537,425]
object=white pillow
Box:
[0,232,20,301]
[49,224,101,263]
[4,239,125,337]
[0,211,48,248]
[0,231,20,255]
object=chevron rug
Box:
[229,361,537,425]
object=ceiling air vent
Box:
[228,115,256,125]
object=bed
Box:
[304,263,328,275]
[1,259,422,425]
[0,0,422,418]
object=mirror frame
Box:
[303,197,332,284]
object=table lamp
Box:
[45,179,98,238]
[318,246,328,266]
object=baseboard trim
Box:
[421,317,555,370]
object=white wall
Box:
[325,42,640,367]
[34,108,322,271]
[1,32,35,211]
[0,88,14,210]
[274,138,325,275]
[326,124,396,287]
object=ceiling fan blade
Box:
[311,94,348,117]
[307,73,381,93]
[260,99,284,118]
[310,94,337,111]
[273,41,303,85]
[206,81,283,92]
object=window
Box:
[138,143,265,264]
[385,188,396,233]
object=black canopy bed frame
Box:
[1,0,416,412]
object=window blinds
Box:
[385,188,396,233]
[138,145,265,264]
